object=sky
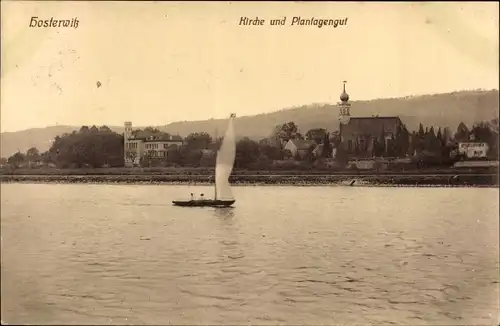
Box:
[1,1,498,132]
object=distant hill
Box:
[1,90,498,157]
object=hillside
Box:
[1,90,498,157]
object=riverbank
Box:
[1,173,497,187]
[1,165,498,175]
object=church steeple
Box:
[338,81,351,125]
[340,80,349,103]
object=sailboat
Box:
[172,113,237,208]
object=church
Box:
[336,81,404,158]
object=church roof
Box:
[342,116,402,136]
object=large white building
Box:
[124,121,184,167]
[457,142,489,159]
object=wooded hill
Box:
[1,89,498,157]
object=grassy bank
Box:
[1,172,497,187]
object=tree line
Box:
[2,118,498,170]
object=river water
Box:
[1,183,499,325]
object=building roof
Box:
[288,139,316,150]
[131,130,162,139]
[130,129,184,142]
[342,116,402,136]
[171,135,183,141]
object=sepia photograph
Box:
[1,1,499,325]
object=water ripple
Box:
[1,184,498,325]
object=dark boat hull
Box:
[172,199,235,208]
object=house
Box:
[123,122,184,167]
[283,139,316,159]
[339,116,403,157]
[457,142,489,159]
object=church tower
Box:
[338,81,351,125]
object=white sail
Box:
[215,115,236,200]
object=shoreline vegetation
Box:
[2,105,498,190]
[1,167,498,187]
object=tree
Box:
[471,121,499,159]
[144,127,160,133]
[429,126,435,138]
[164,145,181,164]
[394,124,410,157]
[213,137,223,151]
[199,150,216,167]
[295,132,305,140]
[40,151,51,164]
[471,122,493,142]
[179,149,203,167]
[235,137,260,168]
[330,131,341,148]
[454,122,470,142]
[305,128,326,144]
[48,127,124,168]
[418,123,425,138]
[436,127,443,144]
[26,147,40,164]
[125,150,137,165]
[7,152,25,168]
[140,150,157,167]
[272,122,300,143]
[185,132,212,149]
[259,143,282,160]
[79,126,90,133]
[489,118,499,133]
[99,125,112,132]
[442,127,451,144]
[408,131,416,155]
[424,126,440,153]
[322,132,332,158]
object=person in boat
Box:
[190,193,194,201]
[199,193,205,201]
